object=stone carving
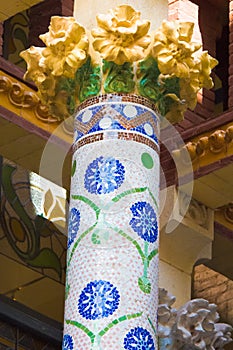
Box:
[223,203,233,224]
[174,299,219,349]
[158,289,233,350]
[158,288,177,338]
[179,192,211,230]
[211,323,233,350]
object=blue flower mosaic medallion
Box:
[67,207,80,248]
[62,334,74,350]
[78,280,120,320]
[130,201,158,243]
[84,156,125,194]
[124,327,155,350]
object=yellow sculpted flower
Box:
[20,46,46,84]
[39,16,89,78]
[20,46,57,103]
[180,52,218,109]
[196,51,218,89]
[91,5,151,65]
[152,21,201,78]
[179,69,200,110]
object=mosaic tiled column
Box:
[63,94,160,350]
[19,5,218,350]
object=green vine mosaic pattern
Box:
[68,184,158,293]
[65,154,158,348]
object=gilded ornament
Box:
[196,136,209,156]
[150,20,217,120]
[151,21,201,78]
[225,126,233,143]
[20,46,58,105]
[182,142,197,162]
[209,130,226,153]
[0,73,58,122]
[20,6,218,124]
[196,51,218,89]
[20,46,47,84]
[39,16,89,78]
[91,5,151,65]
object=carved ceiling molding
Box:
[186,126,233,159]
[223,203,233,224]
[173,123,233,173]
[179,192,213,231]
[215,203,233,234]
[0,72,58,124]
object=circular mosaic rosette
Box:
[62,334,74,350]
[78,280,120,320]
[124,327,155,350]
[67,207,80,248]
[130,201,158,243]
[84,156,125,195]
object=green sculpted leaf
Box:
[138,276,151,294]
[103,60,135,93]
[25,248,62,278]
[75,56,101,102]
[56,77,76,115]
[138,57,161,102]
[138,56,181,112]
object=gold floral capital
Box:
[20,4,218,124]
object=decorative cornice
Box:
[173,123,233,173]
[0,72,58,124]
[186,126,233,160]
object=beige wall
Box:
[73,0,168,32]
[159,260,191,308]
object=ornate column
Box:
[20,5,217,349]
[64,94,159,349]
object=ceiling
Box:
[0,0,43,21]
[192,163,233,210]
[176,160,233,281]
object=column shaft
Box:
[63,94,159,349]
